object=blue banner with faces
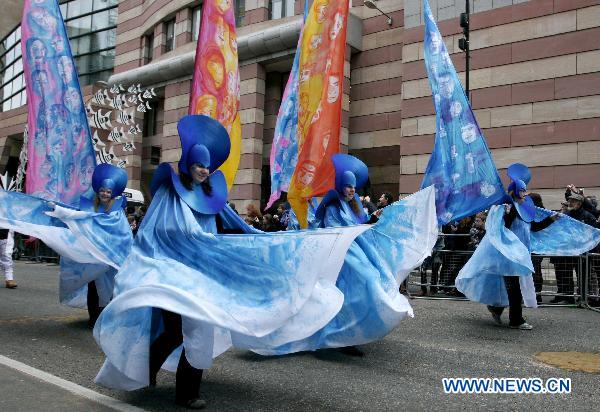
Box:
[420,0,505,224]
[21,0,96,205]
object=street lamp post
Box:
[458,0,470,101]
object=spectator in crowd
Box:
[421,212,485,297]
[362,195,377,215]
[419,227,444,296]
[565,192,597,227]
[246,203,263,229]
[272,214,282,229]
[262,214,279,232]
[468,212,486,250]
[551,191,598,304]
[276,203,290,230]
[439,217,471,296]
[368,192,394,224]
[565,184,600,218]
[127,215,138,237]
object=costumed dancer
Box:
[455,163,559,330]
[93,115,366,409]
[247,154,439,357]
[0,164,132,327]
[51,163,130,327]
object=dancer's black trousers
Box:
[489,276,525,326]
[87,281,101,326]
[149,309,203,402]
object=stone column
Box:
[232,62,266,214]
[175,7,193,47]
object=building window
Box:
[93,0,119,11]
[0,25,25,112]
[150,146,161,165]
[1,0,118,112]
[235,0,245,26]
[144,34,154,63]
[165,19,175,52]
[192,6,202,41]
[143,101,158,137]
[270,0,294,20]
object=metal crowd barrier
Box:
[407,249,470,300]
[536,255,582,306]
[13,234,59,263]
[585,252,600,312]
[405,234,599,312]
[406,234,471,301]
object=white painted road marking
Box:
[0,355,147,412]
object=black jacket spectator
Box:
[362,198,377,215]
[368,192,394,224]
[565,187,600,218]
[567,206,598,228]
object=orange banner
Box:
[189,0,240,189]
[287,0,350,227]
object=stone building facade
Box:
[1,0,599,211]
[400,0,600,206]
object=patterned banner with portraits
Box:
[287,0,350,228]
[21,0,96,205]
[266,1,310,210]
[420,0,505,224]
[189,0,240,190]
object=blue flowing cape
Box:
[247,186,439,355]
[531,207,600,255]
[0,189,132,307]
[456,205,600,307]
[94,184,368,390]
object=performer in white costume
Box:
[0,230,16,289]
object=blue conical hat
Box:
[332,154,368,194]
[91,163,127,198]
[177,115,230,175]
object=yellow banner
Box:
[288,0,350,227]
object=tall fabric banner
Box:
[420,0,505,224]
[189,0,240,189]
[287,0,350,227]
[266,1,309,210]
[21,0,96,205]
